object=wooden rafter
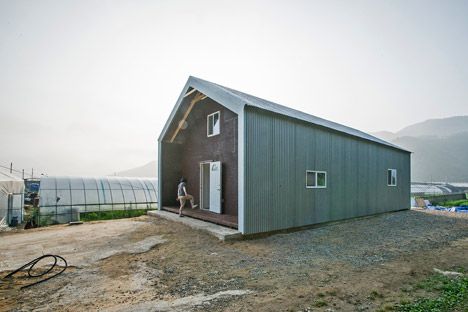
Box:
[169,91,208,143]
[183,88,197,98]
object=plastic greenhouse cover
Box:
[38,176,158,208]
[0,168,25,223]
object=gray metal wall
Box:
[244,107,411,234]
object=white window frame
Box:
[387,169,397,186]
[306,170,327,189]
[207,111,220,137]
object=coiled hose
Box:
[3,255,67,289]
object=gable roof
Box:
[160,76,410,153]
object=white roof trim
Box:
[158,76,244,142]
[158,76,409,153]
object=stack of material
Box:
[415,198,428,208]
[0,168,25,227]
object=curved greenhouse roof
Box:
[38,176,157,224]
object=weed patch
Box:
[313,299,327,307]
[80,209,148,222]
[369,290,385,300]
[397,273,468,312]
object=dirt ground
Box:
[0,210,467,312]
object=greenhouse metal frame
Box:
[38,176,158,225]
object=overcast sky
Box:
[1,0,467,176]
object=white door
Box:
[200,163,210,210]
[209,161,222,213]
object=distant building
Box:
[158,77,411,235]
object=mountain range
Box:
[113,161,157,178]
[115,116,468,183]
[372,115,468,182]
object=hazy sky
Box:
[1,0,467,176]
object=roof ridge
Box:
[189,77,409,152]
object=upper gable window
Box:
[207,111,220,137]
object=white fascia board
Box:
[237,106,245,234]
[188,78,244,115]
[158,77,243,143]
[157,140,162,210]
[158,80,192,142]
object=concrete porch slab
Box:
[147,210,242,241]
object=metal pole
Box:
[69,178,73,222]
[22,169,24,180]
[118,178,126,217]
[7,193,12,225]
[106,177,114,218]
[95,177,101,219]
[10,162,13,174]
[31,168,34,179]
[128,178,138,214]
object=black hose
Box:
[3,255,67,289]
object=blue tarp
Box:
[427,205,468,213]
[454,206,468,213]
[426,206,448,211]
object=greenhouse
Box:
[0,167,24,227]
[38,176,157,225]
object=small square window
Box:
[387,169,397,186]
[207,111,220,137]
[306,170,327,188]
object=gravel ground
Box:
[1,209,467,311]
[248,209,468,268]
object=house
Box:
[158,77,411,235]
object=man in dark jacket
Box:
[177,177,198,216]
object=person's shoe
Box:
[192,204,198,209]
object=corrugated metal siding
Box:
[244,107,411,234]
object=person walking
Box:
[177,177,198,216]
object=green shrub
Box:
[439,199,468,207]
